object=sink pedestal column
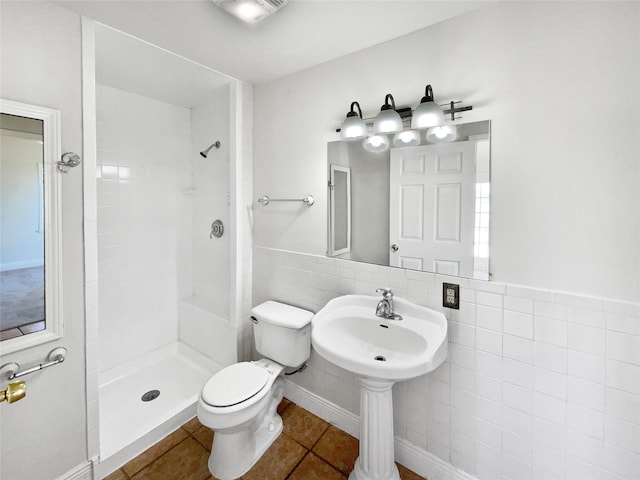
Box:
[349,378,400,480]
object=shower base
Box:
[96,342,220,478]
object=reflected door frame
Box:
[329,164,352,256]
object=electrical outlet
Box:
[442,283,460,309]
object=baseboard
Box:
[284,380,477,480]
[0,259,43,272]
[284,380,360,439]
[394,437,478,480]
[55,461,93,480]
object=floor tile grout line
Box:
[283,449,311,480]
[128,433,193,479]
[307,421,331,451]
[189,428,212,452]
[309,425,356,476]
[287,450,347,480]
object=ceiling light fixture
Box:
[411,85,445,129]
[340,101,367,141]
[212,0,288,24]
[373,94,403,134]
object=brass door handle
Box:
[0,381,26,404]
[391,244,399,252]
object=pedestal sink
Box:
[312,294,448,480]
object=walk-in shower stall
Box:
[86,23,250,476]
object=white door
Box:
[389,141,475,276]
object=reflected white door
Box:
[389,142,475,276]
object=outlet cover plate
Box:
[442,283,460,309]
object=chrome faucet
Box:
[375,288,403,320]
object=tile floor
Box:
[0,266,45,333]
[104,398,426,480]
[0,320,45,340]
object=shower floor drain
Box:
[141,390,160,402]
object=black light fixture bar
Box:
[336,101,472,133]
[442,101,473,121]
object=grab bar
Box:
[257,195,314,206]
[0,346,67,381]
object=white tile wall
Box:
[96,84,190,369]
[253,246,640,480]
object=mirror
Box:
[0,99,62,353]
[327,120,490,280]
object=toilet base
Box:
[207,377,285,480]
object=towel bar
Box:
[0,346,67,380]
[257,195,314,206]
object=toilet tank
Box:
[251,301,313,368]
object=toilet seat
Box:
[201,362,270,407]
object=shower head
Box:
[200,141,221,158]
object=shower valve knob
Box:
[210,220,224,239]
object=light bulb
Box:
[373,109,402,134]
[392,130,420,147]
[340,101,367,140]
[340,115,367,140]
[411,85,445,129]
[426,125,457,143]
[362,134,390,153]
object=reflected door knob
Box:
[0,381,26,404]
[391,244,399,252]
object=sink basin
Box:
[312,294,448,381]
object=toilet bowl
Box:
[197,301,313,480]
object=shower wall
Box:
[97,81,235,371]
[186,91,230,314]
[97,84,190,369]
[178,88,237,367]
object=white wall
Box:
[253,3,639,480]
[97,84,190,369]
[253,1,640,303]
[0,132,45,269]
[0,2,87,479]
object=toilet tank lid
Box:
[251,301,313,329]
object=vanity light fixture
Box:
[392,130,420,147]
[362,134,390,153]
[335,89,473,144]
[340,101,367,140]
[212,0,288,24]
[426,125,458,143]
[411,85,445,129]
[373,94,403,134]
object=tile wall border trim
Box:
[255,246,640,311]
[284,380,479,480]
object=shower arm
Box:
[200,141,221,158]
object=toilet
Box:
[197,300,313,480]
